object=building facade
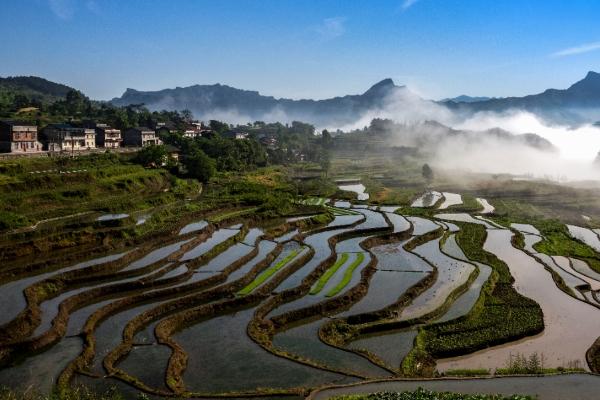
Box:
[95,123,122,148]
[123,127,163,147]
[0,120,43,153]
[42,124,96,152]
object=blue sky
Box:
[1,0,599,100]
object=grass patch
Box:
[310,253,350,295]
[208,207,260,223]
[238,247,304,295]
[331,388,533,400]
[326,252,366,297]
[444,368,491,377]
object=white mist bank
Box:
[329,89,600,181]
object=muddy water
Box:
[437,229,600,371]
[400,239,474,321]
[567,225,600,252]
[411,191,442,208]
[179,229,239,261]
[0,251,130,326]
[438,192,463,210]
[272,319,389,378]
[349,330,417,370]
[177,308,352,392]
[476,198,494,214]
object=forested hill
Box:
[0,76,75,104]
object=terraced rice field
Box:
[3,192,600,398]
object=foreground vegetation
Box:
[331,388,533,400]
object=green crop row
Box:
[326,252,366,297]
[310,253,350,295]
[238,247,304,295]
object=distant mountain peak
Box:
[363,78,398,96]
[568,70,600,92]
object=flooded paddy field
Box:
[3,195,600,400]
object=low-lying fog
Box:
[331,89,600,182]
[197,87,600,181]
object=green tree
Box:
[422,163,434,184]
[135,144,168,168]
[184,149,216,183]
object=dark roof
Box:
[45,123,74,129]
[164,144,181,153]
[0,120,37,127]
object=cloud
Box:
[401,0,421,11]
[48,0,74,20]
[315,17,347,40]
[551,41,600,57]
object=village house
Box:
[123,127,163,147]
[222,130,249,140]
[153,121,177,136]
[41,124,96,152]
[259,134,278,149]
[0,120,43,153]
[94,123,122,148]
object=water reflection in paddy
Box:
[224,240,277,284]
[349,330,417,370]
[177,308,353,392]
[178,220,208,235]
[435,213,495,229]
[437,229,600,371]
[406,217,440,236]
[438,192,463,210]
[0,337,82,393]
[567,225,600,252]
[272,319,389,378]
[179,229,239,261]
[0,251,130,326]
[400,238,474,321]
[411,191,442,207]
[476,198,494,214]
